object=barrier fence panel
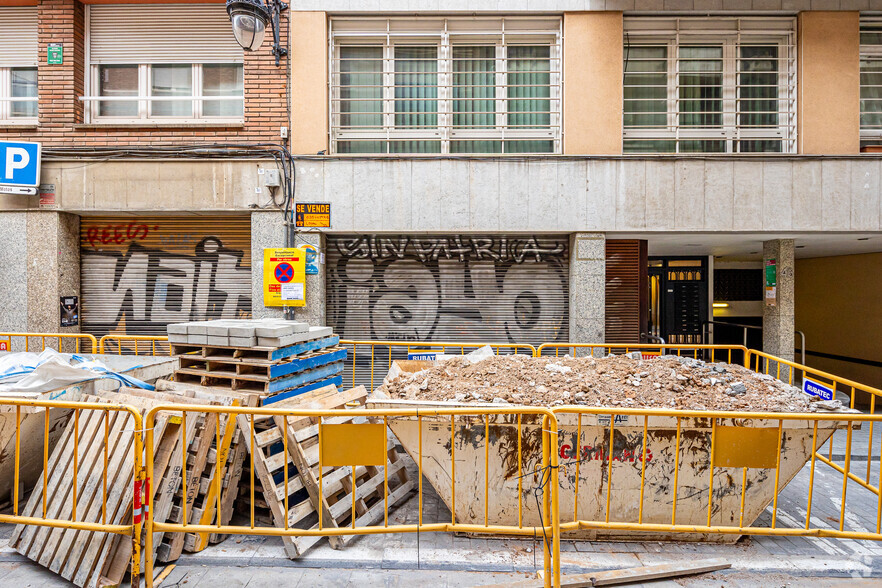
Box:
[550,405,882,544]
[0,332,98,355]
[0,398,144,587]
[338,340,537,392]
[536,343,749,367]
[747,349,882,522]
[98,335,171,357]
[143,403,561,588]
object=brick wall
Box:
[1,0,288,147]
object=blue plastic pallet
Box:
[266,361,344,394]
[270,335,340,361]
[262,375,344,405]
[268,347,347,379]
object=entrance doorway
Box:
[648,257,708,344]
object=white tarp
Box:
[0,349,154,396]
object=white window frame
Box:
[623,17,796,154]
[860,18,882,144]
[85,63,244,124]
[0,66,38,124]
[329,17,562,155]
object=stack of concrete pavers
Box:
[166,319,344,403]
[167,318,333,348]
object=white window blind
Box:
[622,17,796,154]
[330,17,561,155]
[0,7,38,68]
[89,4,243,64]
[861,18,882,145]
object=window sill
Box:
[75,121,245,129]
[0,121,38,128]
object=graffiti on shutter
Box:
[80,217,252,339]
[327,234,569,344]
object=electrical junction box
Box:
[264,168,281,187]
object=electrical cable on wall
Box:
[42,143,296,231]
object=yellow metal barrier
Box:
[98,334,171,356]
[339,339,537,391]
[143,403,561,588]
[0,398,144,584]
[551,405,882,543]
[0,332,97,354]
[536,342,750,367]
[746,349,882,523]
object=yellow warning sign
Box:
[263,248,306,307]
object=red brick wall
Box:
[1,0,288,146]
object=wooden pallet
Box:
[173,360,345,394]
[238,384,415,559]
[178,346,347,381]
[8,393,173,588]
[171,335,339,362]
[145,381,260,558]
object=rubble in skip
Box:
[379,350,857,413]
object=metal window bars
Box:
[623,17,797,154]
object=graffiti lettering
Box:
[86,223,156,248]
[559,444,654,463]
[82,236,251,337]
[328,235,568,344]
[337,235,566,264]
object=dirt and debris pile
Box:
[379,352,849,413]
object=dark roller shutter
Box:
[80,216,252,339]
[326,234,569,346]
[605,239,648,343]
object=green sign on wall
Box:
[47,44,63,65]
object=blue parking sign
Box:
[0,141,41,188]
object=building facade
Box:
[1,1,881,389]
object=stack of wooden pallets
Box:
[168,319,345,403]
[8,319,415,587]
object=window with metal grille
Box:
[861,19,882,147]
[330,17,561,155]
[623,17,796,154]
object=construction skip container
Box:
[368,396,847,543]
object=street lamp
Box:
[226,0,288,65]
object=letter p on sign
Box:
[0,141,41,188]
[6,148,29,178]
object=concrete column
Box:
[250,211,287,320]
[569,233,606,355]
[25,211,80,335]
[763,239,795,379]
[0,212,29,336]
[292,232,326,327]
[0,211,79,350]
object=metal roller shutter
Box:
[0,7,38,67]
[88,4,243,64]
[326,234,569,345]
[80,216,252,339]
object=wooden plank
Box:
[57,409,135,582]
[261,375,344,405]
[85,396,172,588]
[45,410,127,575]
[482,559,733,588]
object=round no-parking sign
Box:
[274,262,294,283]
